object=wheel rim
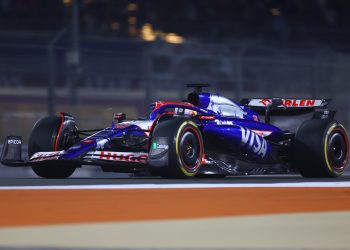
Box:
[327,128,349,172]
[179,127,202,173]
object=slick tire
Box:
[149,118,204,178]
[28,116,79,179]
[293,119,349,178]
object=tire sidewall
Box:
[29,116,79,178]
[149,118,204,178]
[172,120,204,177]
[322,122,349,177]
[294,119,349,178]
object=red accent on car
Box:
[251,130,272,137]
[258,99,318,107]
[259,99,271,106]
[115,124,130,129]
[197,115,216,121]
[306,100,316,106]
[332,128,349,171]
[54,112,65,151]
[100,151,112,160]
[201,154,207,164]
[82,139,94,143]
[179,126,203,172]
[99,151,148,163]
[151,101,195,111]
[99,151,104,159]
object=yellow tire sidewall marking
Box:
[324,123,348,175]
[175,120,203,177]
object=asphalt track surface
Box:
[1,165,350,250]
[0,172,350,187]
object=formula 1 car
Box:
[1,84,349,178]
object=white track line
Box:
[0,182,350,190]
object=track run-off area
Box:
[0,175,350,250]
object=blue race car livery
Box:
[1,84,349,178]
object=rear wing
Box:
[241,98,330,110]
[240,98,332,120]
[240,98,334,129]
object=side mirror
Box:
[114,113,126,123]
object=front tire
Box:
[29,116,79,178]
[149,118,204,178]
[293,119,349,178]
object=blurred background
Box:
[0,0,349,176]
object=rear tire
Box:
[29,116,79,178]
[293,119,349,178]
[149,118,204,178]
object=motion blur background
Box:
[0,0,349,150]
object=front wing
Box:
[1,149,149,172]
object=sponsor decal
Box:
[240,127,267,158]
[31,156,58,162]
[215,119,234,126]
[176,107,184,115]
[251,129,272,137]
[7,139,21,145]
[94,151,148,163]
[175,108,197,116]
[258,99,271,106]
[151,142,169,150]
[30,151,62,161]
[149,137,169,157]
[249,99,323,107]
[197,115,216,121]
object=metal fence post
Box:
[47,29,66,116]
[236,46,245,100]
[69,0,80,108]
[143,44,153,112]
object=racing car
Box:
[1,84,349,178]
